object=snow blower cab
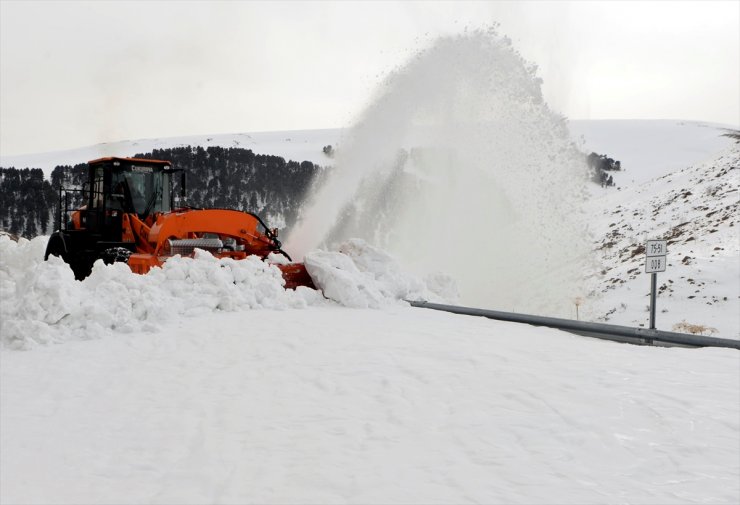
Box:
[79,157,175,239]
[45,156,314,289]
[105,158,174,226]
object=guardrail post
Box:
[649,272,657,332]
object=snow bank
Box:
[0,236,455,349]
[304,239,458,308]
[0,237,321,349]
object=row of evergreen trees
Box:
[0,146,322,238]
[141,146,320,228]
[1,145,619,239]
[587,152,622,187]
[0,168,56,237]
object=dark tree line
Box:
[0,168,56,237]
[136,146,320,229]
[0,147,322,238]
[1,145,624,239]
[587,152,621,187]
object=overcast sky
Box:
[1,0,738,156]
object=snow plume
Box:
[287,28,590,316]
[0,236,454,349]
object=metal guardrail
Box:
[408,300,740,350]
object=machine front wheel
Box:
[44,233,67,261]
[100,247,133,265]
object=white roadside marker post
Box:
[645,239,667,332]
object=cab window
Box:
[91,167,104,208]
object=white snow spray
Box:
[287,28,591,316]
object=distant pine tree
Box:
[133,146,321,230]
[587,151,621,187]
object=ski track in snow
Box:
[1,308,738,504]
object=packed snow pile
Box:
[305,239,457,309]
[0,236,455,349]
[0,237,317,349]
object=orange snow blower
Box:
[45,157,314,289]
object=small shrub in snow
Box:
[672,321,718,336]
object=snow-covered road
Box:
[2,307,738,504]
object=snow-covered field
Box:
[2,290,738,504]
[1,234,739,504]
[1,119,739,504]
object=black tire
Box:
[45,232,89,280]
[100,247,133,265]
[44,233,67,261]
[70,256,94,280]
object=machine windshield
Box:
[111,167,171,216]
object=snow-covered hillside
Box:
[1,120,735,184]
[0,129,341,176]
[584,143,739,338]
[570,120,737,185]
[1,261,738,504]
